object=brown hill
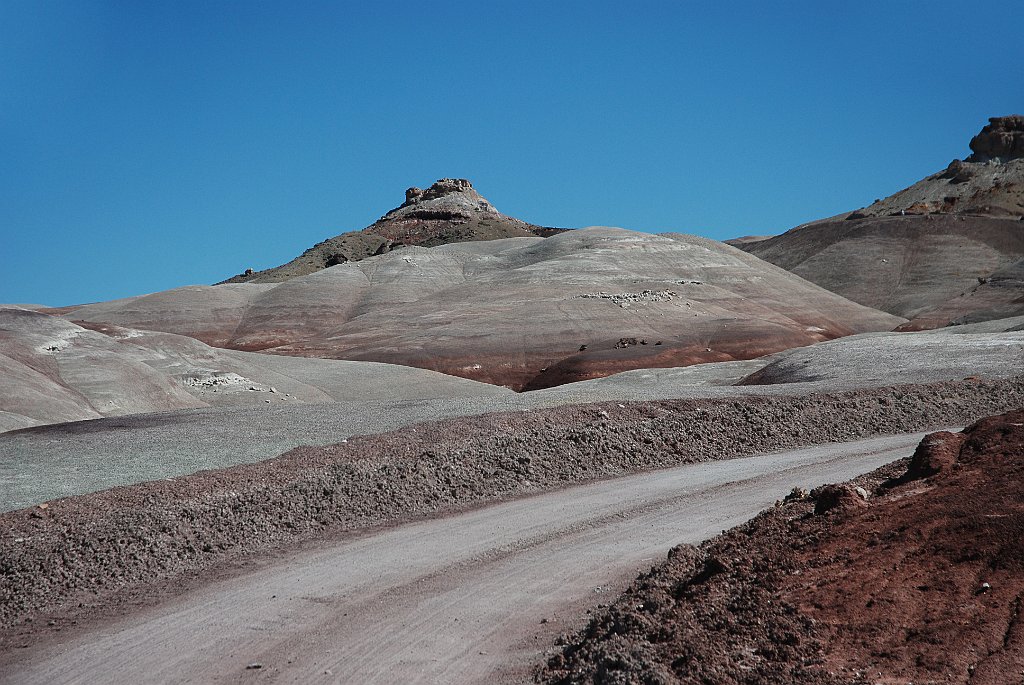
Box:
[541,409,1024,684]
[220,178,566,283]
[737,116,1024,327]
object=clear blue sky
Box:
[2,1,1022,306]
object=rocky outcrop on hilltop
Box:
[737,117,1024,326]
[967,115,1024,163]
[221,179,566,283]
[393,178,496,219]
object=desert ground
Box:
[3,118,1024,684]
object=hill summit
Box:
[222,178,565,283]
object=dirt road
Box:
[2,433,928,684]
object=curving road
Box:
[2,433,929,684]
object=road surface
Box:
[2,432,927,684]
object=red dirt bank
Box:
[541,409,1024,684]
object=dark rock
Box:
[940,159,977,184]
[902,430,967,480]
[967,115,1024,163]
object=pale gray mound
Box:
[535,358,770,400]
[0,307,509,430]
[63,283,278,348]
[62,227,905,390]
[0,308,204,429]
[741,330,1024,386]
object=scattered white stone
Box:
[182,372,251,389]
[855,486,869,500]
[114,329,146,339]
[573,290,677,307]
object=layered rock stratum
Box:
[735,116,1024,328]
[220,178,566,283]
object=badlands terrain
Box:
[2,117,1024,684]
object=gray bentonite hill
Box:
[52,226,903,390]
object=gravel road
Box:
[1,433,927,685]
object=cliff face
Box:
[221,178,566,284]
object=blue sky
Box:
[2,1,1022,306]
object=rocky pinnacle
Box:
[966,115,1024,163]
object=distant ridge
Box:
[734,116,1024,328]
[220,178,567,284]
